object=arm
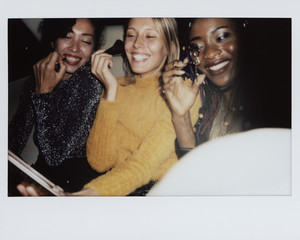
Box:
[31,64,102,165]
[8,77,35,155]
[162,59,205,148]
[91,49,118,101]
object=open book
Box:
[8,150,65,196]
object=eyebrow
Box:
[190,25,230,42]
[127,27,157,31]
[212,25,229,33]
[68,30,95,38]
[82,33,94,38]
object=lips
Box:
[205,59,230,76]
[64,54,82,65]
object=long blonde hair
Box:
[123,18,180,84]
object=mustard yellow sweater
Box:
[85,74,201,196]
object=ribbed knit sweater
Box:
[85,73,201,196]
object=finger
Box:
[91,49,108,64]
[91,53,112,73]
[57,60,67,79]
[173,59,188,69]
[26,186,39,196]
[192,74,206,93]
[182,57,189,65]
[33,64,37,81]
[48,51,61,69]
[17,184,28,196]
[40,54,53,73]
[93,55,113,77]
[41,52,54,67]
[162,69,185,84]
[163,76,181,91]
[92,49,106,56]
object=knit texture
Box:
[86,74,201,196]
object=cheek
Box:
[81,46,93,58]
[55,40,68,53]
[150,42,164,53]
[124,39,133,52]
[226,42,237,57]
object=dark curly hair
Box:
[38,18,104,56]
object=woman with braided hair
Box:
[162,18,255,158]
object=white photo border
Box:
[1,0,299,239]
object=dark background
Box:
[8,18,291,129]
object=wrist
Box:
[104,83,117,101]
[172,112,190,125]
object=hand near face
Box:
[162,58,205,117]
[91,49,118,101]
[33,51,67,94]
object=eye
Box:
[82,40,93,45]
[126,32,135,39]
[81,38,94,45]
[216,32,230,42]
[146,35,156,39]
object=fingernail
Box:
[27,186,37,196]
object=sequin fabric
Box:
[8,63,103,166]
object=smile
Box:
[208,60,229,71]
[205,60,231,76]
[132,54,149,61]
[64,55,82,64]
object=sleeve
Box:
[174,138,193,159]
[86,99,120,171]
[84,109,177,196]
[31,79,101,166]
[8,78,35,156]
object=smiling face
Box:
[124,18,168,78]
[54,18,95,80]
[189,18,239,89]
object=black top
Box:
[8,63,103,191]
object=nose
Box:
[133,35,144,48]
[203,44,221,60]
[69,39,80,52]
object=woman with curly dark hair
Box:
[9,18,104,193]
[162,18,257,158]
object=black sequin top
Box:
[8,63,103,167]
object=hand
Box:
[33,51,67,94]
[91,49,118,101]
[16,181,45,196]
[162,58,205,117]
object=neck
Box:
[222,89,233,113]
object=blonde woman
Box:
[74,18,185,196]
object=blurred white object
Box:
[148,128,291,196]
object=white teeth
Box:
[133,54,149,61]
[209,61,229,71]
[65,56,80,63]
